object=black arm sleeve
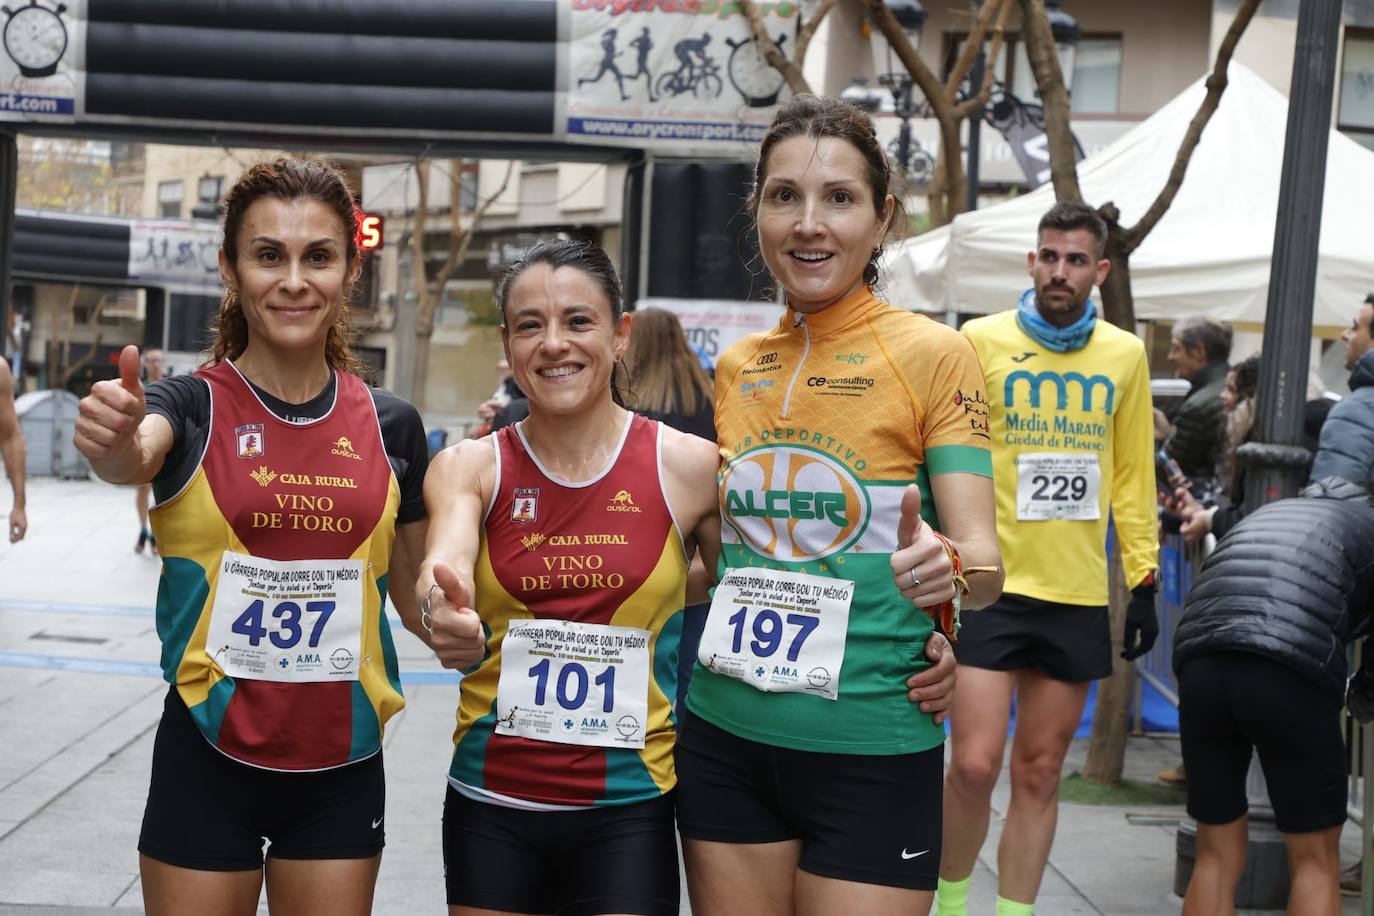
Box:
[371,387,430,525]
[146,374,212,503]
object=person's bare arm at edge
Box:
[0,359,26,542]
[388,518,428,640]
[894,472,1003,723]
[661,427,722,592]
[74,344,173,486]
[416,439,493,670]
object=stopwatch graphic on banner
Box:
[0,0,84,122]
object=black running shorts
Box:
[1179,652,1347,834]
[675,709,942,891]
[955,592,1112,682]
[138,687,386,871]
[442,787,679,915]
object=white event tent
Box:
[886,64,1373,331]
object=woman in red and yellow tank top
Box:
[74,160,430,915]
[418,240,722,915]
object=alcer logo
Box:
[720,446,870,562]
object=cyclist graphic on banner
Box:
[657,33,723,100]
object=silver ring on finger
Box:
[909,568,921,589]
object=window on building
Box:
[948,34,1123,115]
[157,180,183,219]
[197,175,223,207]
[1339,29,1374,147]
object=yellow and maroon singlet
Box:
[450,414,688,807]
[150,361,403,771]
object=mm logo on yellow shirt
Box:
[721,446,870,562]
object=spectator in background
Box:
[0,356,25,543]
[623,306,716,709]
[474,357,527,435]
[1155,317,1232,485]
[1172,477,1374,916]
[1309,294,1374,484]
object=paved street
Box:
[0,477,1366,914]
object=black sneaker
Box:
[135,528,148,554]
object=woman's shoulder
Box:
[869,304,975,357]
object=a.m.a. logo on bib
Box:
[720,445,871,562]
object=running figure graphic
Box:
[578,28,630,101]
[627,27,658,101]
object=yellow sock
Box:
[996,895,1034,916]
[935,876,971,916]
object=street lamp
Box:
[851,0,926,185]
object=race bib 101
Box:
[1015,452,1102,521]
[205,551,366,683]
[496,620,651,750]
[697,568,853,701]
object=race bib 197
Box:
[697,568,853,701]
[1016,452,1102,521]
[496,620,651,750]
[205,551,366,683]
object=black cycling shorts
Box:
[955,592,1112,682]
[139,687,386,871]
[1179,652,1347,834]
[675,709,942,891]
[442,787,679,915]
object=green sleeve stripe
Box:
[925,444,993,477]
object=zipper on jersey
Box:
[780,312,810,419]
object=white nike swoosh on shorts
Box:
[900,849,929,860]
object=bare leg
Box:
[796,870,933,916]
[683,838,800,916]
[941,665,1015,882]
[264,855,381,916]
[1284,826,1342,916]
[1181,818,1246,916]
[140,855,261,916]
[996,670,1090,903]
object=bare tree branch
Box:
[944,0,1008,99]
[1121,0,1261,252]
[794,0,837,68]
[739,0,812,95]
[954,0,1015,120]
[416,160,517,335]
[409,158,431,333]
[1016,0,1082,203]
[864,0,969,219]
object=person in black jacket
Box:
[1173,477,1374,915]
[1155,316,1232,484]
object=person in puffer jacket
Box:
[1173,477,1374,916]
[1310,295,1374,484]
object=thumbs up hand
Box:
[890,484,955,607]
[74,345,148,462]
[424,561,487,670]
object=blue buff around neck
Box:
[1015,288,1098,353]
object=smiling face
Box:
[755,135,893,316]
[501,263,631,417]
[1026,228,1110,328]
[221,196,354,359]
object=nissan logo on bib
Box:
[720,446,870,562]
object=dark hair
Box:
[210,157,367,376]
[1232,352,1261,401]
[624,307,713,416]
[1173,316,1233,364]
[495,238,629,407]
[750,94,905,288]
[1037,201,1108,258]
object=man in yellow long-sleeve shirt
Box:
[936,202,1159,916]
